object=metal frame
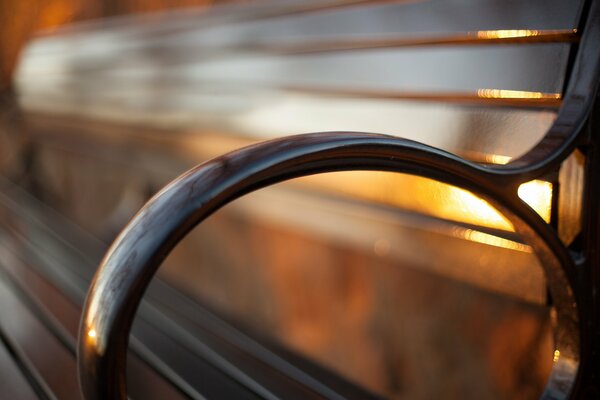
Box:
[77,1,600,399]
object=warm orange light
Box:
[88,329,97,338]
[476,28,576,39]
[477,29,541,39]
[477,88,561,100]
[553,349,561,363]
[518,180,553,223]
[452,228,531,252]
[485,154,512,165]
[293,173,553,247]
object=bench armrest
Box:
[77,132,579,400]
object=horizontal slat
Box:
[0,273,81,400]
[0,254,253,400]
[0,334,39,400]
[22,95,557,163]
[0,238,190,400]
[280,86,563,107]
[18,40,571,95]
[158,45,570,94]
[185,0,582,46]
[248,29,578,54]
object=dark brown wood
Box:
[0,333,40,400]
[248,29,579,55]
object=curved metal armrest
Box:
[77,132,580,400]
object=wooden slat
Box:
[22,97,558,164]
[249,29,579,54]
[0,336,39,400]
[0,275,81,400]
[0,239,198,400]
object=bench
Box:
[1,0,599,398]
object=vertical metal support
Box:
[574,97,600,398]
